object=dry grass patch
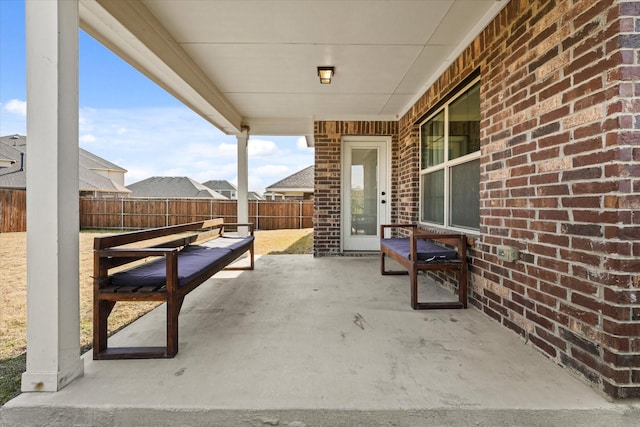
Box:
[0,228,312,360]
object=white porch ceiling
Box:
[79,0,508,140]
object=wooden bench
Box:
[380,224,467,310]
[93,219,254,360]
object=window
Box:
[420,80,480,231]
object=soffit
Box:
[80,0,508,139]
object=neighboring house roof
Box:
[202,179,237,192]
[0,134,130,194]
[126,176,228,199]
[80,149,127,174]
[0,135,26,189]
[79,167,129,194]
[265,165,314,193]
[203,179,264,200]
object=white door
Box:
[342,137,390,251]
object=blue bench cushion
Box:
[200,235,254,252]
[110,245,232,288]
[380,237,457,261]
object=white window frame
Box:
[419,78,480,233]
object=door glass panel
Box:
[350,148,378,236]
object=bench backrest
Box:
[94,218,225,250]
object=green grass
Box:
[0,353,25,406]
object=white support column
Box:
[22,0,84,392]
[237,128,249,235]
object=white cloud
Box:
[248,139,279,158]
[217,143,238,157]
[249,175,266,192]
[296,136,310,150]
[254,164,291,177]
[80,134,97,143]
[163,167,189,177]
[184,142,242,163]
[4,99,27,116]
[125,166,157,185]
[79,109,95,133]
[0,102,314,193]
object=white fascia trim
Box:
[79,0,243,135]
[246,117,314,136]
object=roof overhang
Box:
[78,0,509,139]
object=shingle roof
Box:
[79,168,130,193]
[0,134,129,193]
[126,176,228,199]
[202,180,262,199]
[265,165,314,191]
[80,149,127,172]
[0,135,26,189]
[202,179,237,192]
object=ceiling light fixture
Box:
[317,66,334,84]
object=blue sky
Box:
[0,0,313,193]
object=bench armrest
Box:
[380,224,467,259]
[413,233,466,258]
[380,223,417,238]
[97,247,181,292]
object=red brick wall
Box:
[313,121,398,256]
[398,0,640,399]
[314,0,640,398]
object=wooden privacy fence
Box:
[1,189,27,232]
[79,197,313,230]
[0,191,313,232]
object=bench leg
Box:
[224,245,255,271]
[380,252,409,276]
[459,265,468,309]
[166,296,184,358]
[410,267,422,310]
[94,296,173,360]
[93,299,115,359]
[412,267,467,310]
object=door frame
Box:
[341,136,391,252]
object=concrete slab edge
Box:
[3,406,640,427]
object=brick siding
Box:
[313,121,398,256]
[314,0,640,399]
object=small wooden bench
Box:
[93,219,254,360]
[380,224,467,310]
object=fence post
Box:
[121,198,124,229]
[299,200,303,229]
[166,198,169,227]
[255,199,259,230]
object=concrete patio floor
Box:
[2,255,640,426]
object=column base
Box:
[21,358,84,392]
